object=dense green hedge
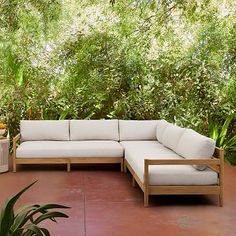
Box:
[0,0,235,161]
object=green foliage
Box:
[0,0,235,162]
[0,181,70,236]
[209,114,236,164]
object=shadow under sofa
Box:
[13,119,224,207]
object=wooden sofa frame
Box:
[13,133,224,207]
[13,134,124,172]
[124,147,224,207]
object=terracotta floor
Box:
[1,164,236,236]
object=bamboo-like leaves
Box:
[0,181,38,235]
[0,181,70,236]
[209,114,236,155]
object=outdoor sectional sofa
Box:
[13,120,224,207]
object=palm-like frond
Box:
[0,181,38,235]
[0,181,70,236]
[209,115,236,157]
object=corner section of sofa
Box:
[121,120,224,207]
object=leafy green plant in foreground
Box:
[209,114,236,163]
[0,181,70,236]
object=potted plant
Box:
[0,122,6,138]
[0,181,70,236]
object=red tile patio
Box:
[1,164,236,236]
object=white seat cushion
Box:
[121,141,218,186]
[20,120,69,141]
[156,120,170,143]
[70,120,119,141]
[16,141,124,158]
[162,124,185,151]
[176,129,216,170]
[119,120,158,141]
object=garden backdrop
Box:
[0,0,235,163]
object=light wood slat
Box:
[69,157,122,164]
[219,148,224,206]
[148,186,220,195]
[144,159,149,207]
[124,159,144,191]
[16,158,69,164]
[13,133,21,172]
[146,158,220,165]
[208,165,220,173]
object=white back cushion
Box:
[162,124,185,151]
[156,120,170,143]
[70,120,119,141]
[20,120,70,141]
[176,129,216,170]
[119,120,158,141]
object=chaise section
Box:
[119,119,223,207]
[121,141,218,186]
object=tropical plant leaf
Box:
[224,135,236,150]
[0,180,38,236]
[40,228,50,236]
[15,204,40,216]
[16,65,24,87]
[34,211,69,224]
[59,109,69,120]
[20,204,70,227]
[24,224,44,236]
[11,228,24,236]
[11,205,39,233]
[219,115,234,146]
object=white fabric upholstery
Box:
[70,120,119,141]
[156,120,170,143]
[162,124,185,151]
[20,120,69,141]
[16,141,124,158]
[121,141,218,185]
[176,129,216,170]
[119,120,158,141]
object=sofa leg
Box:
[13,163,16,173]
[132,176,136,187]
[13,159,16,173]
[120,159,124,172]
[219,193,223,207]
[144,192,149,207]
[124,162,127,173]
[67,163,71,172]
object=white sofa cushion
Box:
[121,141,218,185]
[70,120,119,141]
[20,120,69,141]
[176,129,216,170]
[16,141,124,158]
[162,124,185,151]
[119,120,158,141]
[156,120,170,143]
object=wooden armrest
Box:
[13,133,21,143]
[13,133,21,157]
[145,158,220,166]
